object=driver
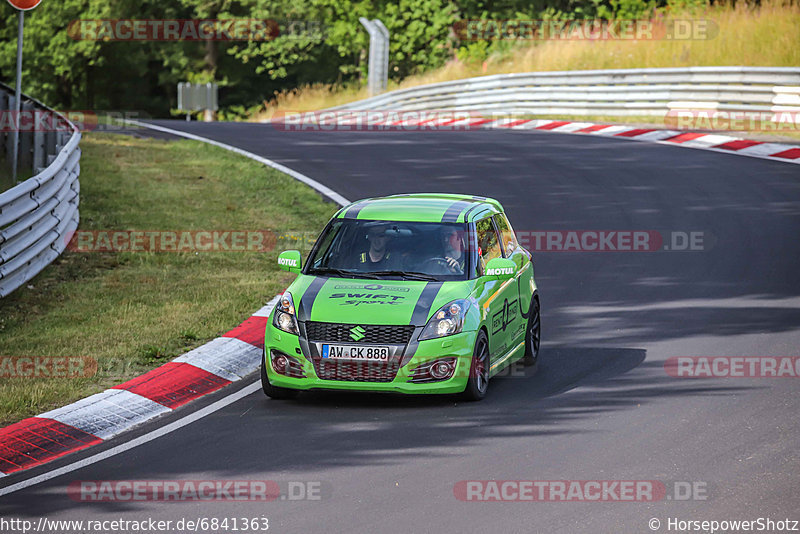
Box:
[357,224,397,270]
[440,227,466,273]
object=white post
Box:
[373,20,390,93]
[359,18,389,97]
[359,18,377,96]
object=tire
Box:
[261,353,299,400]
[522,296,541,367]
[461,330,490,401]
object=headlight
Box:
[419,299,469,340]
[272,291,299,335]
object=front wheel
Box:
[461,330,490,401]
[261,354,299,400]
[522,297,541,367]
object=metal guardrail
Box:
[330,66,800,116]
[0,82,81,298]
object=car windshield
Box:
[306,219,471,281]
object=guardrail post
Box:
[0,91,7,157]
[17,100,34,180]
[359,18,389,96]
[5,94,15,165]
[45,129,56,157]
[32,128,45,173]
[373,20,389,94]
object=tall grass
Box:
[254,0,799,119]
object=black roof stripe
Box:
[343,200,368,219]
[441,200,472,223]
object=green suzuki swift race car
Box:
[262,193,540,401]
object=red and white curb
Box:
[487,118,800,164]
[272,114,800,165]
[0,118,351,481]
[0,295,280,477]
[2,112,791,478]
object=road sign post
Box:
[7,0,43,182]
[177,82,219,122]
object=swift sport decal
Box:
[334,284,410,293]
[329,292,407,306]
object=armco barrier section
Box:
[329,66,800,117]
[0,82,81,298]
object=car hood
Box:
[288,275,472,326]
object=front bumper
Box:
[264,320,475,394]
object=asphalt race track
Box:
[2,121,799,533]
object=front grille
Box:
[315,360,400,382]
[305,322,415,344]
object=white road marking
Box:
[0,382,261,497]
[1,121,354,495]
[124,119,350,207]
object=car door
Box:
[475,216,522,368]
[493,213,532,347]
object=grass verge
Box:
[0,132,337,426]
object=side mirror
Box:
[484,257,516,281]
[277,250,302,273]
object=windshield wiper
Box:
[364,270,439,281]
[311,268,378,279]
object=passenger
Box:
[357,225,397,270]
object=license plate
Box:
[321,344,390,361]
